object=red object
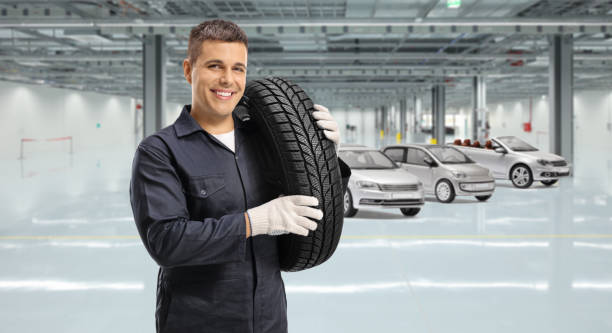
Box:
[46,136,72,142]
[136,104,142,110]
[523,122,532,132]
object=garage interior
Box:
[1,0,611,332]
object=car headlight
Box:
[487,169,493,177]
[537,159,551,166]
[452,171,467,179]
[356,180,380,190]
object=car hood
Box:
[444,163,490,176]
[517,150,564,161]
[351,168,421,185]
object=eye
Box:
[233,67,245,73]
[208,64,221,69]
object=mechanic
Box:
[130,19,348,333]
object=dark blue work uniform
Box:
[130,105,288,332]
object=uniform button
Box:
[200,189,207,196]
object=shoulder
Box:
[137,125,176,160]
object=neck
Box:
[190,104,234,134]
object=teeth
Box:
[216,91,231,97]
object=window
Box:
[406,148,428,166]
[384,148,405,163]
[338,150,397,169]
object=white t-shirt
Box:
[211,130,235,153]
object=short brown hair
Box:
[188,19,248,66]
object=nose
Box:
[219,68,232,86]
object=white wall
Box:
[331,107,378,148]
[488,96,551,151]
[0,80,187,159]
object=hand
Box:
[313,104,340,153]
[247,195,322,237]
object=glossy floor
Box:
[0,148,610,333]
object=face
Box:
[183,40,247,120]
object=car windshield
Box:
[338,150,397,169]
[497,136,538,152]
[427,146,474,164]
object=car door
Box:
[404,148,434,189]
[478,139,509,177]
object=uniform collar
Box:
[174,104,248,138]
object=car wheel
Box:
[510,164,533,188]
[246,77,345,272]
[475,195,491,202]
[400,208,421,216]
[541,179,558,186]
[343,190,358,218]
[435,179,456,203]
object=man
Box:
[130,19,346,333]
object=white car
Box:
[382,144,495,203]
[338,146,425,217]
[452,136,571,188]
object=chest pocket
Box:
[185,174,228,219]
[187,174,225,198]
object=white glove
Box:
[247,195,323,237]
[313,104,340,153]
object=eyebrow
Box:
[204,59,247,68]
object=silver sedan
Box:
[452,136,571,188]
[382,144,495,203]
[338,146,425,217]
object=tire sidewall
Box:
[435,179,455,203]
[344,189,357,217]
[510,164,533,188]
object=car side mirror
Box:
[423,156,435,167]
[494,147,506,154]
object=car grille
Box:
[551,160,567,167]
[379,184,419,191]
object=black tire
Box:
[244,77,345,272]
[510,164,533,188]
[400,208,420,216]
[541,179,558,186]
[475,195,491,202]
[435,179,456,203]
[343,190,358,217]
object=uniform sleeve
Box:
[129,142,246,268]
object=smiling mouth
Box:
[211,89,234,97]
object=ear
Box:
[182,58,192,84]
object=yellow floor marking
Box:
[1,234,612,241]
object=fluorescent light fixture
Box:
[15,60,49,67]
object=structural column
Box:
[399,96,407,143]
[549,34,574,164]
[472,76,487,141]
[414,96,422,134]
[431,85,446,144]
[381,105,388,138]
[143,35,167,138]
